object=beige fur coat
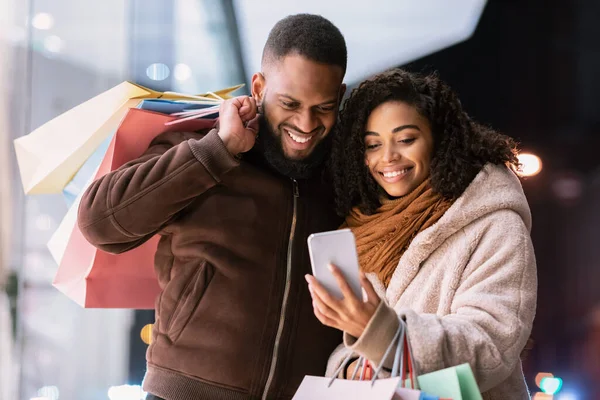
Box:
[326,164,537,400]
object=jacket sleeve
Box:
[78,129,239,254]
[337,210,537,392]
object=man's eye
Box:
[281,101,298,108]
[318,106,335,112]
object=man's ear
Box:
[251,72,266,104]
[339,83,347,104]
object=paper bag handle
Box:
[328,317,416,388]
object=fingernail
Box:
[305,274,311,283]
[328,264,334,271]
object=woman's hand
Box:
[305,264,380,338]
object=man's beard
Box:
[254,106,332,180]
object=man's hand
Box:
[218,96,260,156]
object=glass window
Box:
[2,1,245,398]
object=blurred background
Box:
[0,0,598,399]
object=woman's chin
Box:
[376,174,428,199]
[381,185,411,199]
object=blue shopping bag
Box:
[137,99,216,115]
[62,134,113,207]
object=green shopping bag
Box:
[357,317,483,400]
[415,363,482,400]
[392,318,482,399]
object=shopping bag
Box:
[59,93,224,205]
[61,134,113,207]
[417,363,482,400]
[51,108,217,308]
[48,166,99,266]
[60,99,216,206]
[392,318,481,400]
[138,99,216,114]
[293,320,431,400]
[14,82,241,195]
[293,376,403,399]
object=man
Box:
[78,14,347,400]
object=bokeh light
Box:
[517,153,542,177]
[140,323,153,345]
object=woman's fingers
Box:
[305,274,343,311]
[309,284,340,320]
[360,272,380,305]
[329,264,360,302]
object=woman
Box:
[305,69,537,399]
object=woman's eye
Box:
[365,143,380,150]
[399,138,416,144]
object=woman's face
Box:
[363,101,434,198]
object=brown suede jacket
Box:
[78,129,342,400]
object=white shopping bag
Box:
[293,319,426,400]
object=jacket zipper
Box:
[262,179,299,400]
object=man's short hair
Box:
[262,14,347,74]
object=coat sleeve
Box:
[78,129,239,254]
[332,210,537,392]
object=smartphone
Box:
[307,228,363,300]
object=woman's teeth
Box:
[382,168,410,178]
[286,129,313,144]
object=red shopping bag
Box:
[52,108,217,308]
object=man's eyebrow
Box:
[278,94,338,106]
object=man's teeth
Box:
[286,130,313,144]
[382,169,409,178]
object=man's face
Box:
[252,54,345,162]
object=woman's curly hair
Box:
[330,68,520,217]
